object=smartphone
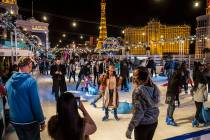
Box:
[75,97,80,107]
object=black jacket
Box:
[78,66,91,78]
[50,64,66,81]
[165,71,182,104]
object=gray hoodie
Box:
[128,85,160,132]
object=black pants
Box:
[195,101,203,120]
[52,79,67,100]
[134,122,158,140]
[69,71,76,82]
[52,79,67,112]
[94,73,99,85]
[121,77,128,90]
[13,123,40,140]
[167,101,175,119]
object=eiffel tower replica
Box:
[0,0,19,15]
[96,0,107,50]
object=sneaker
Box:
[165,116,169,123]
[192,119,199,127]
[167,118,177,126]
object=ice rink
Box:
[5,75,210,140]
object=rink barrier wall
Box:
[166,128,210,140]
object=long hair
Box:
[134,66,153,87]
[48,93,84,140]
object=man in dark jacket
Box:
[120,60,129,92]
[50,57,67,102]
[6,57,45,140]
[93,61,100,86]
[165,69,182,126]
[99,60,106,75]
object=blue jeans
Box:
[13,123,40,140]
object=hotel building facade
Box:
[195,0,210,59]
[124,20,191,56]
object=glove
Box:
[126,129,132,139]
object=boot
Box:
[192,119,199,127]
[102,108,109,121]
[165,116,170,123]
[114,108,120,121]
[167,118,177,126]
[90,102,97,108]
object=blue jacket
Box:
[6,72,45,125]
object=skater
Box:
[90,73,107,108]
[126,66,160,140]
[120,60,129,92]
[191,63,208,127]
[165,68,182,126]
[102,65,121,121]
[76,63,91,91]
[180,62,190,94]
[68,59,76,83]
[50,57,67,111]
[93,61,100,86]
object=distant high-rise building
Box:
[195,0,210,59]
[124,20,191,55]
[0,0,18,15]
[96,0,107,49]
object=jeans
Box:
[167,101,175,119]
[183,83,188,93]
[134,122,158,140]
[13,123,40,140]
[92,93,103,104]
[195,101,203,120]
[76,75,84,90]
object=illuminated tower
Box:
[1,0,18,15]
[96,0,107,49]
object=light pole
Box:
[10,32,14,65]
[14,28,18,62]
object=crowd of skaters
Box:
[0,55,209,140]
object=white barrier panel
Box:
[0,48,34,56]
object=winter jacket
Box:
[5,72,45,125]
[193,83,208,102]
[165,71,182,104]
[50,64,66,81]
[103,77,119,108]
[128,84,160,132]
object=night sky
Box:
[17,0,206,47]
